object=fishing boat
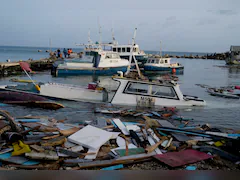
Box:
[53,50,130,76]
[206,88,240,99]
[144,42,184,73]
[144,56,184,73]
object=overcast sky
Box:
[0,0,239,52]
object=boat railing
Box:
[46,82,87,89]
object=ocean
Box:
[0,46,211,62]
[0,46,239,130]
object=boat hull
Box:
[144,65,184,73]
[56,66,128,76]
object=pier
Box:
[0,58,55,77]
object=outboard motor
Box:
[102,88,109,102]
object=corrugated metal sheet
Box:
[230,46,240,52]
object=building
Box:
[226,46,240,65]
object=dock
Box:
[0,58,55,77]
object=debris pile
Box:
[0,107,239,170]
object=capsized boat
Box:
[53,50,130,76]
[0,72,206,107]
[0,91,64,110]
[206,88,240,99]
[144,56,184,73]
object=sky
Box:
[0,0,239,53]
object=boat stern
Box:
[183,95,206,106]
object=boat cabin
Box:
[146,57,172,65]
[109,77,205,107]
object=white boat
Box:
[53,50,130,76]
[77,28,148,66]
[0,72,206,107]
[144,56,184,73]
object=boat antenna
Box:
[160,41,162,59]
[98,17,102,49]
[88,28,93,48]
[49,38,52,53]
[126,28,143,79]
[111,28,116,45]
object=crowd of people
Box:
[52,48,73,59]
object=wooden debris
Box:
[59,127,81,136]
[41,136,66,147]
[30,145,45,152]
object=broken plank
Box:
[112,119,129,135]
[146,136,162,154]
[30,145,45,152]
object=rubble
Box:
[0,107,239,170]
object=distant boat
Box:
[38,50,42,52]
[144,56,184,73]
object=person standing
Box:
[57,49,61,58]
[67,49,71,58]
[63,48,67,58]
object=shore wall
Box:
[147,52,230,60]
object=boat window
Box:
[151,59,155,63]
[160,60,163,64]
[113,48,116,52]
[147,59,151,63]
[127,47,131,52]
[122,48,126,52]
[151,85,177,98]
[124,82,149,95]
[156,59,159,64]
[118,48,121,52]
[165,60,168,63]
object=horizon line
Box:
[0,45,219,54]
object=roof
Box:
[230,46,240,52]
[112,77,177,87]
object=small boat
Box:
[53,50,130,76]
[144,56,184,73]
[0,72,206,107]
[206,88,240,99]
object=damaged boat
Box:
[0,72,206,107]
